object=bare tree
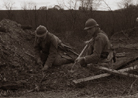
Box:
[102,0,112,11]
[115,0,138,38]
[21,1,36,10]
[2,0,15,20]
[78,0,101,10]
[118,0,133,9]
[3,0,15,10]
[58,0,101,10]
[20,1,37,28]
[58,0,79,10]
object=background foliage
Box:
[0,5,138,48]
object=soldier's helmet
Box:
[35,25,48,37]
[84,18,99,30]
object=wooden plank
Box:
[72,55,138,84]
[116,52,126,58]
[97,66,138,78]
[73,65,138,84]
[112,55,138,70]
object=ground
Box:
[0,19,138,98]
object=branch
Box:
[102,0,112,11]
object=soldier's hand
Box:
[37,57,42,65]
[75,57,87,67]
[42,64,49,72]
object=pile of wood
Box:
[73,55,138,84]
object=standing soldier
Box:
[76,18,115,67]
[34,25,77,71]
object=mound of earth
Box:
[0,19,36,67]
[0,19,43,95]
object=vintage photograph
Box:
[0,0,138,98]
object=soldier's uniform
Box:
[76,18,115,67]
[85,29,112,64]
[34,25,77,70]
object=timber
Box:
[72,56,138,84]
[73,65,138,84]
[116,52,126,58]
[112,55,138,70]
[97,66,138,78]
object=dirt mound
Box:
[0,19,36,67]
[0,19,42,92]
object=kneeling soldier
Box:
[76,18,116,67]
[34,25,77,71]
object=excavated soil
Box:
[0,19,138,98]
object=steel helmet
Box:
[35,25,48,37]
[84,18,99,30]
[136,17,138,22]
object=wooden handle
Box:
[77,44,88,59]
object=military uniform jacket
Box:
[85,29,112,64]
[34,32,61,67]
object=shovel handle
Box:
[77,38,93,59]
[77,44,88,59]
[70,38,93,71]
[70,44,88,71]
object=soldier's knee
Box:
[54,56,74,66]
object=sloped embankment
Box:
[0,19,42,91]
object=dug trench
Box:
[0,19,138,98]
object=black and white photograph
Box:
[0,0,138,98]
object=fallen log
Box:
[73,65,138,84]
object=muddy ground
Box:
[0,19,138,98]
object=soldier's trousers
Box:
[40,52,76,67]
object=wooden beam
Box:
[116,52,126,58]
[112,55,138,70]
[73,65,138,84]
[97,66,138,78]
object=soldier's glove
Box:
[42,64,49,72]
[76,57,87,67]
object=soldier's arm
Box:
[44,34,61,67]
[84,37,105,64]
[44,43,57,67]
